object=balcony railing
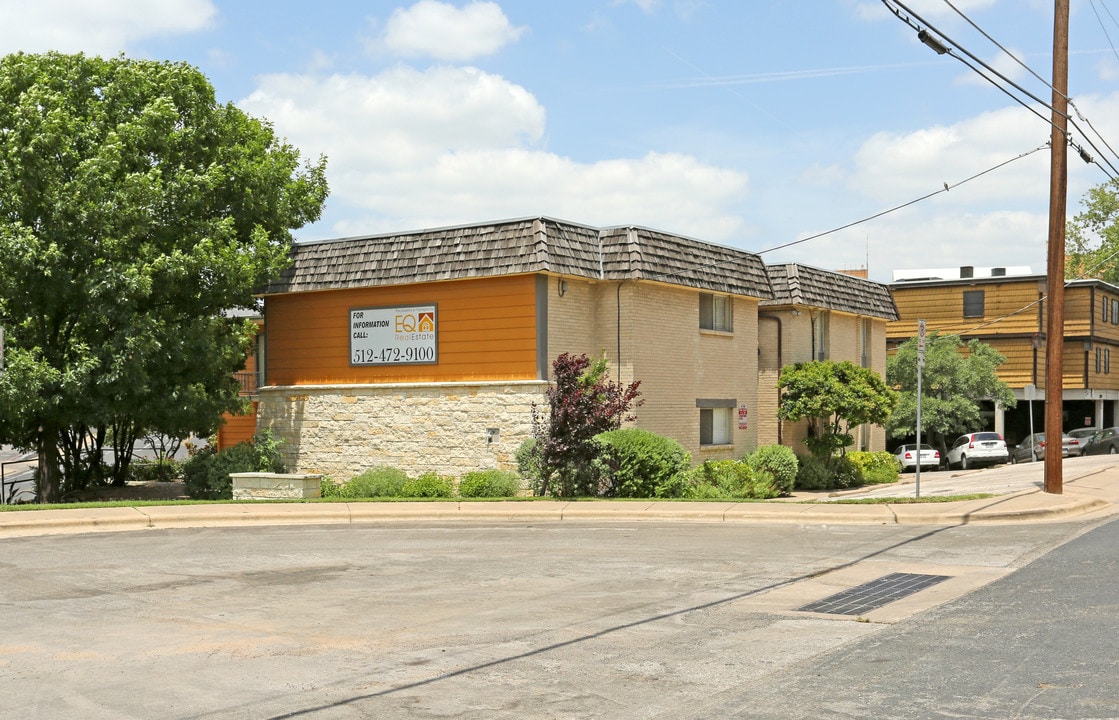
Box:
[234,371,258,396]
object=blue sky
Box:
[3,0,1118,282]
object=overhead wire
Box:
[640,144,1048,287]
[881,0,1119,181]
[1088,0,1119,67]
[941,0,1119,182]
[756,143,1049,256]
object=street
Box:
[1,512,1114,718]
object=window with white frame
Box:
[697,399,734,445]
[699,293,732,332]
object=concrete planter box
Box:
[230,473,323,501]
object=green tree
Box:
[1067,178,1119,282]
[0,52,328,501]
[886,332,1016,454]
[777,360,897,463]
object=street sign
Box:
[917,319,926,368]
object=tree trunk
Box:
[36,425,61,503]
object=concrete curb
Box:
[0,488,1113,539]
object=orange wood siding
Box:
[1063,286,1093,337]
[889,280,1045,342]
[264,274,539,385]
[217,402,258,450]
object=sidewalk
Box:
[2,457,1118,539]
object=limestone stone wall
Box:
[257,381,549,481]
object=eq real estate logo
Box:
[350,304,437,366]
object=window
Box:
[699,293,732,332]
[1097,347,1102,374]
[1112,300,1118,325]
[1103,297,1110,323]
[1108,348,1112,374]
[963,290,985,318]
[697,399,734,445]
[814,311,830,360]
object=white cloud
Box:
[375,1,526,61]
[240,66,749,242]
[850,104,1053,207]
[612,0,660,12]
[0,0,216,55]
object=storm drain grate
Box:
[797,572,951,616]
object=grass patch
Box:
[830,493,995,504]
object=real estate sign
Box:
[350,304,438,366]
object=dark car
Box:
[1010,432,1072,463]
[1066,427,1098,456]
[1082,427,1119,456]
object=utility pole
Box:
[1044,0,1069,494]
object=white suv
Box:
[947,431,1009,470]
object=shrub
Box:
[402,472,455,498]
[794,453,864,491]
[128,458,183,483]
[515,438,544,496]
[458,469,522,498]
[320,476,343,498]
[681,460,780,500]
[595,428,691,498]
[832,455,863,488]
[794,454,833,491]
[532,353,642,496]
[340,466,410,498]
[746,445,798,495]
[182,431,284,500]
[846,451,899,485]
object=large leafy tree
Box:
[886,332,1016,454]
[0,52,328,501]
[777,360,897,462]
[1067,178,1119,282]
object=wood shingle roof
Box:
[261,217,774,299]
[762,263,899,320]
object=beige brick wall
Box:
[549,279,759,463]
[257,381,548,481]
[757,309,890,454]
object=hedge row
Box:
[321,467,522,499]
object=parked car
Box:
[1010,432,1074,463]
[894,443,940,472]
[946,432,1009,470]
[1082,427,1119,456]
[1066,427,1098,456]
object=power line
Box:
[1088,0,1119,67]
[643,144,1047,286]
[756,143,1049,256]
[940,0,1119,183]
[881,0,1119,181]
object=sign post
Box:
[915,320,926,498]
